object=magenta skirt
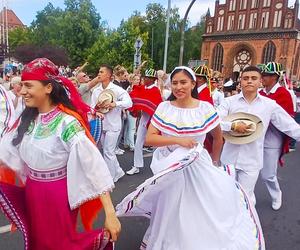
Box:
[0,168,112,250]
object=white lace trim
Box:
[70,185,115,210]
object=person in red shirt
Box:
[259,62,294,210]
[126,69,162,175]
[194,65,214,105]
[193,65,216,154]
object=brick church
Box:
[201,0,300,81]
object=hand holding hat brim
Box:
[223,112,264,145]
[96,89,116,114]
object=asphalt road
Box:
[1,146,300,250]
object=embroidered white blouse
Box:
[149,100,219,173]
[0,107,114,209]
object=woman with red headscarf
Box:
[0,58,120,249]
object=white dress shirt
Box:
[91,82,132,131]
[217,92,300,171]
[212,89,224,107]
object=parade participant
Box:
[0,84,14,137]
[113,65,130,155]
[75,72,100,105]
[113,65,130,90]
[7,76,25,120]
[218,66,300,205]
[117,66,265,250]
[91,64,132,182]
[194,66,218,154]
[0,58,121,249]
[0,84,16,233]
[126,69,162,175]
[259,62,294,210]
[123,73,140,151]
[211,77,224,107]
[194,65,213,104]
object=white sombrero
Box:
[223,112,264,145]
[96,89,116,114]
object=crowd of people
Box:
[0,57,300,249]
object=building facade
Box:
[201,0,300,81]
[0,7,24,58]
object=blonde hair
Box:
[113,65,127,77]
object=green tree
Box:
[87,12,149,74]
[8,27,34,51]
[30,0,102,67]
[184,16,206,65]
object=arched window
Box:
[262,41,276,64]
[212,43,224,72]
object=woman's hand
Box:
[104,213,121,242]
[175,137,198,148]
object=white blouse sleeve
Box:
[0,129,26,181]
[60,117,114,209]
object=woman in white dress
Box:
[117,66,265,250]
[0,58,120,249]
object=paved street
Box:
[1,146,300,250]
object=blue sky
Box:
[4,0,298,28]
[5,0,215,28]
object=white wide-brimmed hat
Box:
[97,89,116,113]
[223,112,264,144]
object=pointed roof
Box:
[0,8,24,28]
[206,8,211,17]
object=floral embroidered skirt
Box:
[117,145,265,250]
[0,170,112,250]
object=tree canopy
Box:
[8,1,205,73]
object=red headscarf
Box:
[21,58,90,126]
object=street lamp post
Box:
[179,0,196,66]
[163,0,171,72]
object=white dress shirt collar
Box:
[197,83,207,93]
[262,82,281,95]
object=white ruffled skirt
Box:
[116,145,265,250]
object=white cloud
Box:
[171,0,216,25]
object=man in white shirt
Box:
[211,78,224,107]
[91,64,132,182]
[218,66,300,205]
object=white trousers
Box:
[260,147,281,201]
[123,111,136,148]
[134,113,150,168]
[101,130,123,179]
[236,168,260,205]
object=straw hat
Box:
[223,112,264,144]
[96,89,116,113]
